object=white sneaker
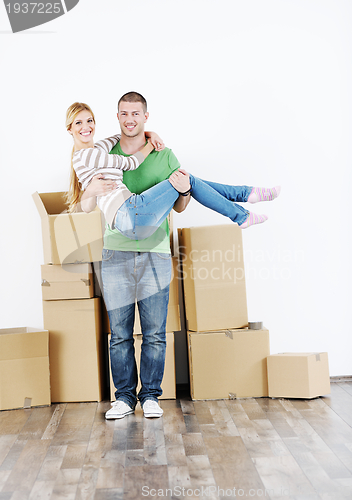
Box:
[142,399,163,418]
[105,400,134,420]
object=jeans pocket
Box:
[155,252,172,260]
[102,248,114,262]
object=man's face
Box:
[117,101,149,138]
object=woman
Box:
[66,102,280,238]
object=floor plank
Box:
[1,383,352,498]
[2,440,51,493]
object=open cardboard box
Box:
[0,327,51,411]
[33,191,103,264]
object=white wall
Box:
[1,0,351,377]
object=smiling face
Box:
[117,101,149,139]
[69,109,95,150]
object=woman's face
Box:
[69,109,95,147]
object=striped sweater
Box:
[72,135,145,227]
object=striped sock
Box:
[239,212,268,229]
[247,186,281,203]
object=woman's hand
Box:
[81,174,117,212]
[145,131,165,151]
[169,168,191,193]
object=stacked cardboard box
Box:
[188,328,270,400]
[179,224,270,400]
[34,192,180,403]
[179,224,248,331]
[42,293,105,403]
[33,191,107,403]
[179,224,330,400]
[32,192,103,264]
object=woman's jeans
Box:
[102,249,172,408]
[114,177,253,239]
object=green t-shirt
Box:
[103,142,180,253]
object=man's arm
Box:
[173,193,191,213]
[169,168,191,213]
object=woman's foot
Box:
[239,212,268,229]
[247,186,281,203]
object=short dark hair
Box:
[118,92,147,113]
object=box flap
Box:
[270,352,326,358]
[0,329,49,361]
[32,192,54,263]
[32,191,47,218]
[33,192,68,215]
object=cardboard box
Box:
[267,352,331,399]
[41,263,94,300]
[33,191,103,264]
[168,211,175,257]
[102,256,181,334]
[188,328,270,400]
[178,225,248,332]
[108,332,176,400]
[42,298,107,402]
[0,327,51,411]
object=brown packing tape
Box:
[229,393,237,399]
[81,279,91,286]
[315,353,321,361]
[225,330,233,340]
[41,280,50,287]
[248,321,263,330]
[23,398,32,408]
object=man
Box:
[82,92,190,418]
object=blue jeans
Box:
[114,180,179,240]
[189,177,252,225]
[101,249,171,407]
[115,177,253,239]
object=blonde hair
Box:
[65,102,96,212]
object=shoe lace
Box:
[143,400,158,409]
[111,400,128,410]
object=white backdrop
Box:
[0,0,351,377]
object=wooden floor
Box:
[1,383,352,500]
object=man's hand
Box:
[81,174,117,212]
[169,168,190,193]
